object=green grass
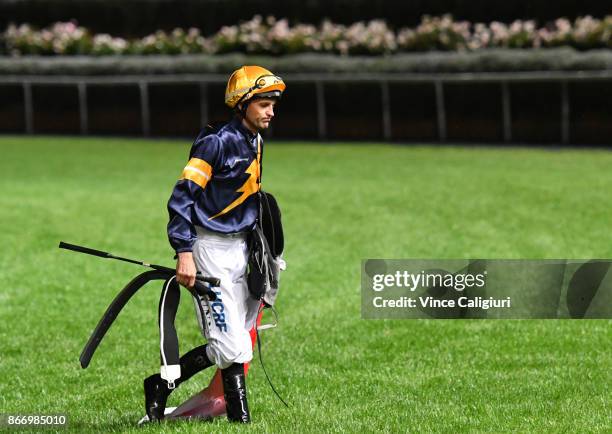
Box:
[0,136,610,433]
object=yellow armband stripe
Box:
[180,158,213,189]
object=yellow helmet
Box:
[225,65,286,109]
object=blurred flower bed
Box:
[2,15,611,56]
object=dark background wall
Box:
[2,80,611,145]
[0,0,609,37]
[1,0,610,145]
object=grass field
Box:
[0,136,610,433]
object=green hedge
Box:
[0,48,611,76]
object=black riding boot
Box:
[144,344,213,421]
[221,363,251,423]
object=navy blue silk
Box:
[167,117,262,253]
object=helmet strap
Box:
[236,99,251,118]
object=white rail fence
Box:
[2,71,612,143]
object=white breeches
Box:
[192,227,260,369]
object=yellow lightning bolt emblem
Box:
[209,136,261,220]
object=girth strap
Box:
[158,276,215,388]
[80,269,172,369]
[159,276,181,388]
[80,269,219,372]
